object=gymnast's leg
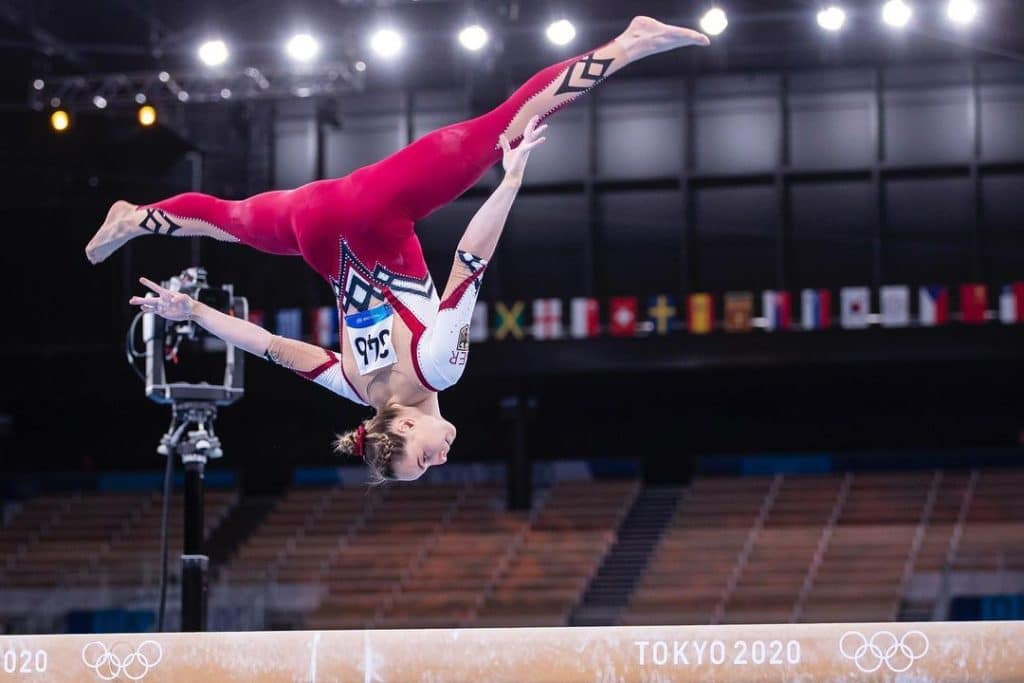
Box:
[85,189,302,264]
[366,16,709,223]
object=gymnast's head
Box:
[335,404,456,483]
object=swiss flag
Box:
[609,297,638,337]
[961,284,988,324]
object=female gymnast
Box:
[86,16,709,483]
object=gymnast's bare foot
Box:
[615,16,711,62]
[86,200,143,264]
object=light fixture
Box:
[882,0,913,28]
[177,91,190,102]
[370,28,404,58]
[947,0,978,25]
[545,19,576,46]
[50,109,69,132]
[286,33,320,62]
[817,6,847,31]
[354,60,367,72]
[458,24,489,51]
[138,105,157,127]
[220,88,232,99]
[135,93,147,104]
[700,8,729,36]
[198,39,229,66]
[158,71,171,83]
[32,79,44,90]
[92,95,107,109]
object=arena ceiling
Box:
[4,0,1024,108]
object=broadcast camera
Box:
[140,267,247,406]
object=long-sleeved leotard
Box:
[140,40,630,400]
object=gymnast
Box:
[86,17,709,482]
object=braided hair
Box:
[334,405,406,485]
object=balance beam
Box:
[0,621,1020,682]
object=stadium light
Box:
[882,0,913,28]
[32,79,44,90]
[370,28,404,58]
[92,95,107,109]
[50,109,69,132]
[286,33,320,62]
[947,0,978,25]
[545,19,576,46]
[135,93,147,104]
[700,8,729,37]
[138,105,157,127]
[458,24,489,51]
[817,6,847,31]
[198,39,229,67]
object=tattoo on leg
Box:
[139,208,183,236]
[554,54,615,96]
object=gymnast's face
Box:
[391,414,456,481]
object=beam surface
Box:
[0,621,1020,682]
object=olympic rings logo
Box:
[839,630,929,673]
[81,640,163,681]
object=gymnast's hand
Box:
[500,115,548,183]
[129,277,195,321]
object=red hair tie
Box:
[354,424,367,459]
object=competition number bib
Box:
[345,305,398,375]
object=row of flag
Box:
[253,283,1024,344]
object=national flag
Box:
[762,290,792,331]
[469,303,489,342]
[609,297,638,337]
[688,293,714,335]
[311,306,339,346]
[919,286,949,326]
[880,286,910,328]
[570,298,600,338]
[840,287,870,329]
[961,284,988,324]
[724,292,754,333]
[647,295,678,336]
[801,289,831,330]
[249,308,266,328]
[494,301,526,341]
[999,283,1024,324]
[275,308,302,339]
[532,299,564,340]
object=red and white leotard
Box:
[142,41,626,403]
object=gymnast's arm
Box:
[129,277,365,404]
[449,115,547,263]
[193,304,364,403]
[417,119,548,391]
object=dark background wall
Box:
[3,1,1024,477]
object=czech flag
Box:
[919,286,949,326]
